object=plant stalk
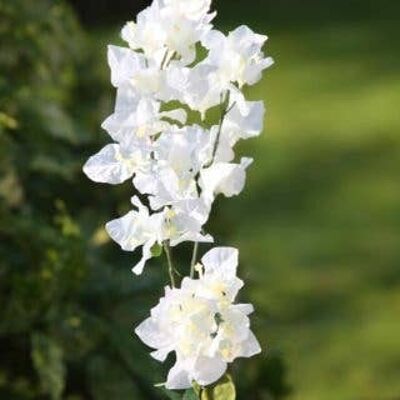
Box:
[163,241,176,287]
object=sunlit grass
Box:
[221,20,400,400]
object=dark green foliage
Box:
[0,0,162,398]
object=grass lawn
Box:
[219,13,400,400]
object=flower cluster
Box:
[136,247,261,389]
[83,0,272,392]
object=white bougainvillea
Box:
[83,0,272,396]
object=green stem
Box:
[206,90,235,168]
[190,242,199,278]
[160,49,169,70]
[163,241,176,288]
[161,50,177,70]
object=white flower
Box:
[121,6,166,65]
[224,100,265,141]
[133,125,212,209]
[107,45,146,88]
[106,197,212,274]
[82,137,151,185]
[107,45,165,95]
[106,196,165,274]
[202,25,273,88]
[155,125,210,176]
[207,100,265,163]
[135,247,261,389]
[101,84,186,143]
[162,203,213,247]
[191,247,244,303]
[159,9,212,64]
[122,1,214,66]
[183,63,224,117]
[199,158,254,205]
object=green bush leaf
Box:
[201,374,236,400]
[31,333,65,400]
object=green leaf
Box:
[201,374,236,400]
[31,333,65,400]
[151,243,163,257]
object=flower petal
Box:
[192,355,227,386]
[201,247,238,276]
[83,144,135,184]
[165,361,192,390]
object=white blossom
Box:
[133,125,212,209]
[202,25,273,88]
[199,158,254,205]
[135,247,261,389]
[121,1,214,66]
[82,138,151,184]
[106,197,212,274]
[105,196,165,275]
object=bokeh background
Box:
[1,0,399,399]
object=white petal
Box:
[132,240,153,275]
[225,101,265,140]
[107,45,144,87]
[235,303,255,316]
[114,84,139,113]
[83,144,134,184]
[151,348,171,362]
[165,361,192,390]
[201,247,238,276]
[135,317,170,350]
[200,158,253,203]
[192,355,227,386]
[105,211,140,252]
[170,231,213,247]
[240,331,262,358]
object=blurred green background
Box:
[1,0,399,399]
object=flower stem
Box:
[206,90,235,168]
[161,49,177,70]
[190,242,199,278]
[163,241,176,288]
